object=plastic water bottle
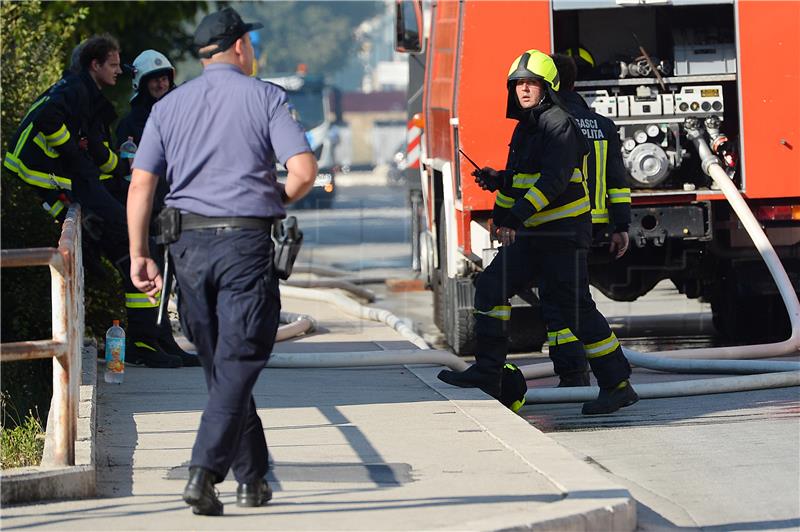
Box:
[104,320,126,384]
[120,137,137,182]
[119,136,138,159]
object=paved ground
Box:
[0,293,635,530]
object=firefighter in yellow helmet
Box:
[437,50,638,415]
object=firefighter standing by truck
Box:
[541,53,633,388]
[115,49,199,367]
[2,34,181,368]
[437,49,638,415]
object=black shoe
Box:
[582,381,639,415]
[437,365,501,398]
[158,335,201,367]
[127,339,182,368]
[557,371,590,388]
[236,478,272,507]
[183,466,223,516]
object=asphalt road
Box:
[288,173,800,531]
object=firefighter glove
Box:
[473,167,511,192]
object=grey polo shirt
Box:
[134,63,310,218]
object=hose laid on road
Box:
[276,311,317,342]
[293,263,399,284]
[515,129,800,402]
[272,136,799,404]
[268,349,467,370]
[522,371,800,404]
[280,285,430,349]
[282,278,376,302]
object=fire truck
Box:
[395,0,800,354]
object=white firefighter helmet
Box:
[131,50,175,94]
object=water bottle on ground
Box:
[104,320,126,384]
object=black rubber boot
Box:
[437,365,501,398]
[582,381,639,415]
[236,478,273,507]
[126,337,182,368]
[157,318,200,367]
[127,307,182,368]
[557,371,591,388]
[183,466,223,516]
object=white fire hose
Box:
[258,127,799,405]
[518,122,800,404]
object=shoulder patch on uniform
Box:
[283,101,301,124]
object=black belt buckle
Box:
[272,216,303,280]
[155,207,181,245]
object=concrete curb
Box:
[408,365,637,531]
[1,345,97,504]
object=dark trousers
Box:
[473,232,631,390]
[171,227,280,484]
[34,178,159,336]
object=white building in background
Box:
[333,0,408,93]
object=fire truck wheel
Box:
[711,292,790,343]
[432,209,446,331]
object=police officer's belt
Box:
[181,213,274,231]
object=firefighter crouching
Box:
[437,49,639,415]
[2,34,184,368]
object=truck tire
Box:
[432,209,446,331]
[710,267,791,343]
[712,292,790,343]
[436,205,476,354]
[443,275,477,355]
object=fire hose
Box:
[517,119,800,404]
[177,124,800,404]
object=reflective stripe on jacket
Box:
[3,71,119,192]
[562,91,631,231]
[492,101,591,231]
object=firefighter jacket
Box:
[3,70,122,202]
[493,99,590,234]
[561,91,631,232]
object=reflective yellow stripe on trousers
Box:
[474,305,511,321]
[585,332,620,359]
[125,292,160,309]
[547,328,579,347]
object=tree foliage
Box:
[1,0,89,428]
[237,1,382,76]
[1,1,210,427]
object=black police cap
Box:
[194,7,263,59]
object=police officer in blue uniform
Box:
[127,7,317,515]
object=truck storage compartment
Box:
[552,2,741,194]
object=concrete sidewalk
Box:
[0,294,635,530]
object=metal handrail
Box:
[0,205,84,466]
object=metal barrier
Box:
[1,205,84,466]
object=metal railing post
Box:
[1,205,83,467]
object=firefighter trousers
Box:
[32,177,162,337]
[473,234,631,390]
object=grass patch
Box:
[1,400,45,469]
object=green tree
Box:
[1,0,88,429]
[237,1,382,76]
[1,0,212,432]
[45,1,215,123]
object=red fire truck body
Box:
[396,0,800,353]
